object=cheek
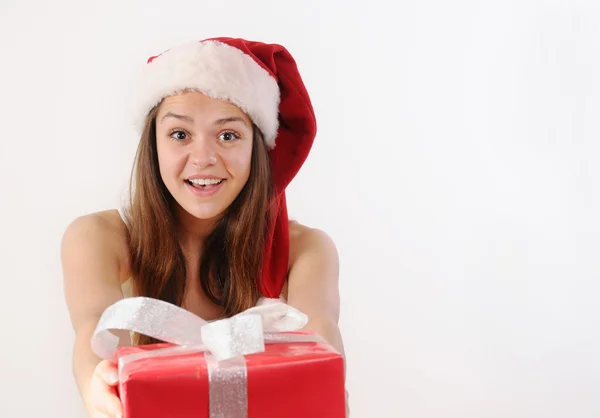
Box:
[157,143,185,178]
[224,148,252,178]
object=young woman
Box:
[61,38,346,417]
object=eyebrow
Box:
[214,116,249,128]
[160,112,249,128]
[161,112,194,123]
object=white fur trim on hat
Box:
[134,40,280,148]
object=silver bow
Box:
[91,296,313,362]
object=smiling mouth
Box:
[185,179,225,189]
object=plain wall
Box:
[1,0,598,417]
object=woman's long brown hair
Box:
[123,104,275,345]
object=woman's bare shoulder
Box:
[288,220,337,265]
[285,220,340,322]
[62,209,131,283]
[61,210,134,333]
[68,209,129,242]
[288,219,308,239]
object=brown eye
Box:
[219,131,241,142]
[170,130,188,141]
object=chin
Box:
[183,205,227,221]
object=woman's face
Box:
[155,90,254,222]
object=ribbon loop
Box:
[91,296,309,362]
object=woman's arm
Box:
[286,226,346,361]
[61,213,130,413]
[286,226,349,415]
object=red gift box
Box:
[116,334,345,418]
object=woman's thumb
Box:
[95,360,119,386]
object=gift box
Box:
[116,336,345,418]
[92,296,346,418]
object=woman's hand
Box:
[85,360,123,418]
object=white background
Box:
[1,0,598,417]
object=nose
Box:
[190,135,217,167]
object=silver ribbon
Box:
[91,296,323,417]
[206,354,248,418]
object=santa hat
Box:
[134,37,317,298]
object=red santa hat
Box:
[134,37,317,299]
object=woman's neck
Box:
[173,205,220,254]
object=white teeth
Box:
[189,178,223,186]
